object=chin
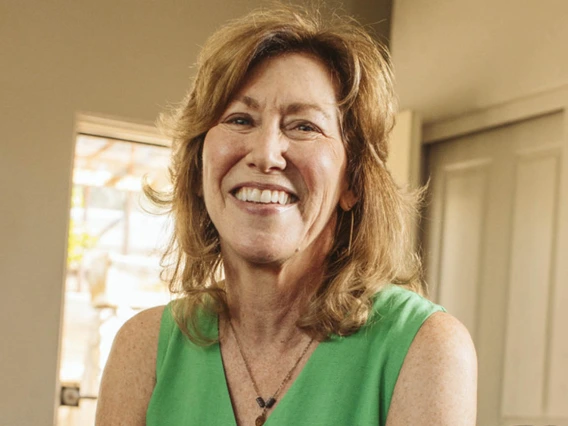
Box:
[228,238,297,266]
[242,247,293,266]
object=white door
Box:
[423,111,568,426]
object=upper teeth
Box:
[235,187,292,205]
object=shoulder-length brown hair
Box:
[146,4,425,344]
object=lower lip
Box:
[231,194,296,215]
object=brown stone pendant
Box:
[255,413,266,426]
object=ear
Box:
[339,189,358,211]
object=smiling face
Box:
[201,52,356,268]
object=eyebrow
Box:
[233,96,333,120]
[237,95,261,110]
[284,102,332,121]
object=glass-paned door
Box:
[57,134,171,425]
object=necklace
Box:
[227,319,315,426]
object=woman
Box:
[96,5,477,426]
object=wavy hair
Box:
[145,4,425,344]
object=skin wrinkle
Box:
[231,95,333,123]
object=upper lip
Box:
[230,182,298,198]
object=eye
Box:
[284,120,323,141]
[223,114,253,127]
[296,122,320,133]
[286,120,323,137]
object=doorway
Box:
[57,132,171,425]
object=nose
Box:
[246,124,287,172]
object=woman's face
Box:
[202,52,355,267]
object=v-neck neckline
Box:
[212,314,323,426]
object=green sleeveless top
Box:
[146,285,445,425]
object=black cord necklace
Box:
[227,319,315,426]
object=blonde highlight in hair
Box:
[145,3,425,344]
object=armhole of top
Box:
[380,289,446,422]
[155,302,175,378]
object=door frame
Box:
[55,112,170,424]
[422,85,568,145]
[74,112,171,147]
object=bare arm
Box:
[95,305,165,426]
[386,312,478,426]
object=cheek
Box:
[202,127,242,190]
[300,145,348,196]
[200,141,216,195]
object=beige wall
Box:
[391,0,568,123]
[0,1,262,424]
[0,1,393,424]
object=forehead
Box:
[231,52,340,107]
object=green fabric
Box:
[146,285,445,425]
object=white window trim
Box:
[74,112,171,147]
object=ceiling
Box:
[390,0,568,123]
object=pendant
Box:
[255,413,266,426]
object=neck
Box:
[221,255,324,348]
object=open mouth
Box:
[233,187,297,205]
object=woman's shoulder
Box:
[386,311,477,425]
[110,304,167,374]
[95,305,166,425]
[118,305,167,340]
[110,305,167,357]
